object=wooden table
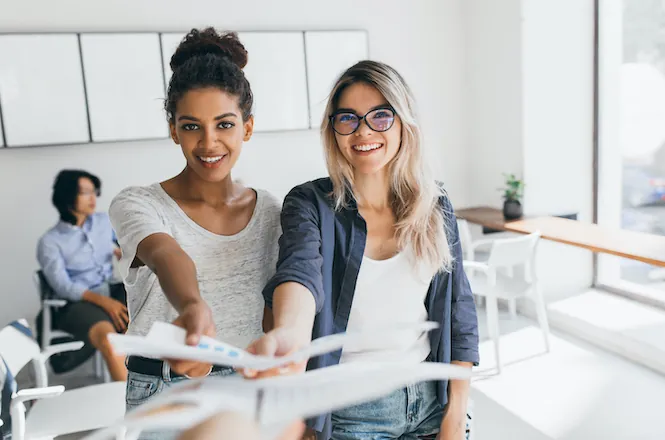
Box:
[456,206,665,268]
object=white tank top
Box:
[340,251,432,364]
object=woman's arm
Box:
[109,188,215,377]
[247,186,324,374]
[133,233,215,377]
[251,283,316,362]
[440,197,480,440]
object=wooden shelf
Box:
[457,206,665,268]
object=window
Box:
[597,0,665,303]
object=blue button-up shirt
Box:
[263,178,480,437]
[36,213,117,301]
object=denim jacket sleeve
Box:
[444,196,480,365]
[262,185,325,313]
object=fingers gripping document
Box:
[107,320,440,371]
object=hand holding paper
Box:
[169,301,217,377]
[108,320,439,371]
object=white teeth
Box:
[352,143,382,152]
[199,156,223,163]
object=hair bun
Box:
[170,27,248,72]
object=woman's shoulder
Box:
[108,184,167,225]
[433,181,459,233]
[297,177,333,193]
[254,188,281,210]
[111,183,162,204]
[435,181,454,211]
[109,183,167,212]
[90,212,113,227]
[253,188,282,223]
[283,177,333,204]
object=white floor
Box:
[472,308,665,440]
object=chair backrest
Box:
[0,321,40,378]
[456,218,473,259]
[34,271,56,301]
[487,232,541,269]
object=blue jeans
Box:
[125,364,235,440]
[332,381,470,440]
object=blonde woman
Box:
[250,61,479,440]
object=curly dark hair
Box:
[165,27,253,122]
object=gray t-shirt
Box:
[109,183,281,348]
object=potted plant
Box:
[500,173,524,220]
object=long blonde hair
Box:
[321,60,453,274]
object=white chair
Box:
[463,232,550,373]
[457,218,504,263]
[457,219,497,309]
[33,271,109,382]
[0,320,126,440]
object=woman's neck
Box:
[74,214,87,227]
[353,170,391,211]
[173,167,239,206]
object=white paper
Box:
[82,361,472,440]
[108,321,440,371]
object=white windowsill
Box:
[519,288,665,376]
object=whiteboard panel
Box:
[238,32,309,132]
[161,32,186,88]
[0,34,89,147]
[305,31,368,128]
[80,33,167,142]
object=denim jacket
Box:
[263,178,479,437]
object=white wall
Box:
[464,0,596,301]
[463,0,524,208]
[0,0,468,326]
[522,0,596,300]
[521,0,595,220]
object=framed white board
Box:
[0,34,89,147]
[305,31,368,128]
[80,33,167,142]
[238,32,309,132]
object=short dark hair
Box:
[51,170,101,225]
[165,27,253,122]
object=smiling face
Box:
[332,82,402,177]
[169,87,253,183]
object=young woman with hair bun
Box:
[109,28,282,438]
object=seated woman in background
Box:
[37,169,128,381]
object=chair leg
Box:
[103,363,111,383]
[94,351,103,378]
[41,309,51,350]
[508,299,517,319]
[534,285,551,353]
[10,401,27,440]
[31,357,49,388]
[485,295,501,373]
